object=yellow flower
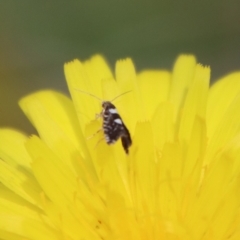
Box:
[1,55,240,240]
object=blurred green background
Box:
[1,1,240,133]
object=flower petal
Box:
[26,135,110,239]
[152,101,174,150]
[169,55,197,121]
[83,55,113,98]
[25,136,79,208]
[206,94,240,164]
[19,90,94,175]
[84,121,132,205]
[207,72,240,138]
[0,129,31,170]
[178,64,210,143]
[132,121,156,214]
[0,159,42,206]
[115,58,142,128]
[0,184,58,240]
[64,56,113,131]
[137,70,171,120]
[0,129,42,207]
[0,215,59,240]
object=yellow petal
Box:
[152,101,174,150]
[131,121,156,215]
[25,136,79,208]
[0,129,42,206]
[137,70,171,120]
[0,128,31,170]
[169,55,197,121]
[205,94,240,164]
[186,151,240,238]
[178,64,210,143]
[0,184,57,240]
[115,58,142,126]
[0,215,59,240]
[107,192,141,240]
[83,55,113,99]
[0,230,27,240]
[25,136,112,239]
[0,159,42,206]
[19,90,93,175]
[64,56,112,132]
[115,58,137,94]
[0,184,42,218]
[182,116,207,181]
[207,72,240,138]
[84,121,132,206]
[157,142,182,220]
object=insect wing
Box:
[121,124,132,154]
[103,113,125,144]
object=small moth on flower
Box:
[77,90,132,154]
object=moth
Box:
[77,89,132,154]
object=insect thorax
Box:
[102,101,116,110]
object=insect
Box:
[77,89,132,154]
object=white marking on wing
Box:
[114,118,122,124]
[109,108,118,114]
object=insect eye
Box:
[102,102,107,108]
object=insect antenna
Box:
[74,89,103,102]
[110,90,132,102]
[75,88,131,103]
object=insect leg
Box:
[87,128,103,140]
[94,137,105,150]
[95,108,104,120]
